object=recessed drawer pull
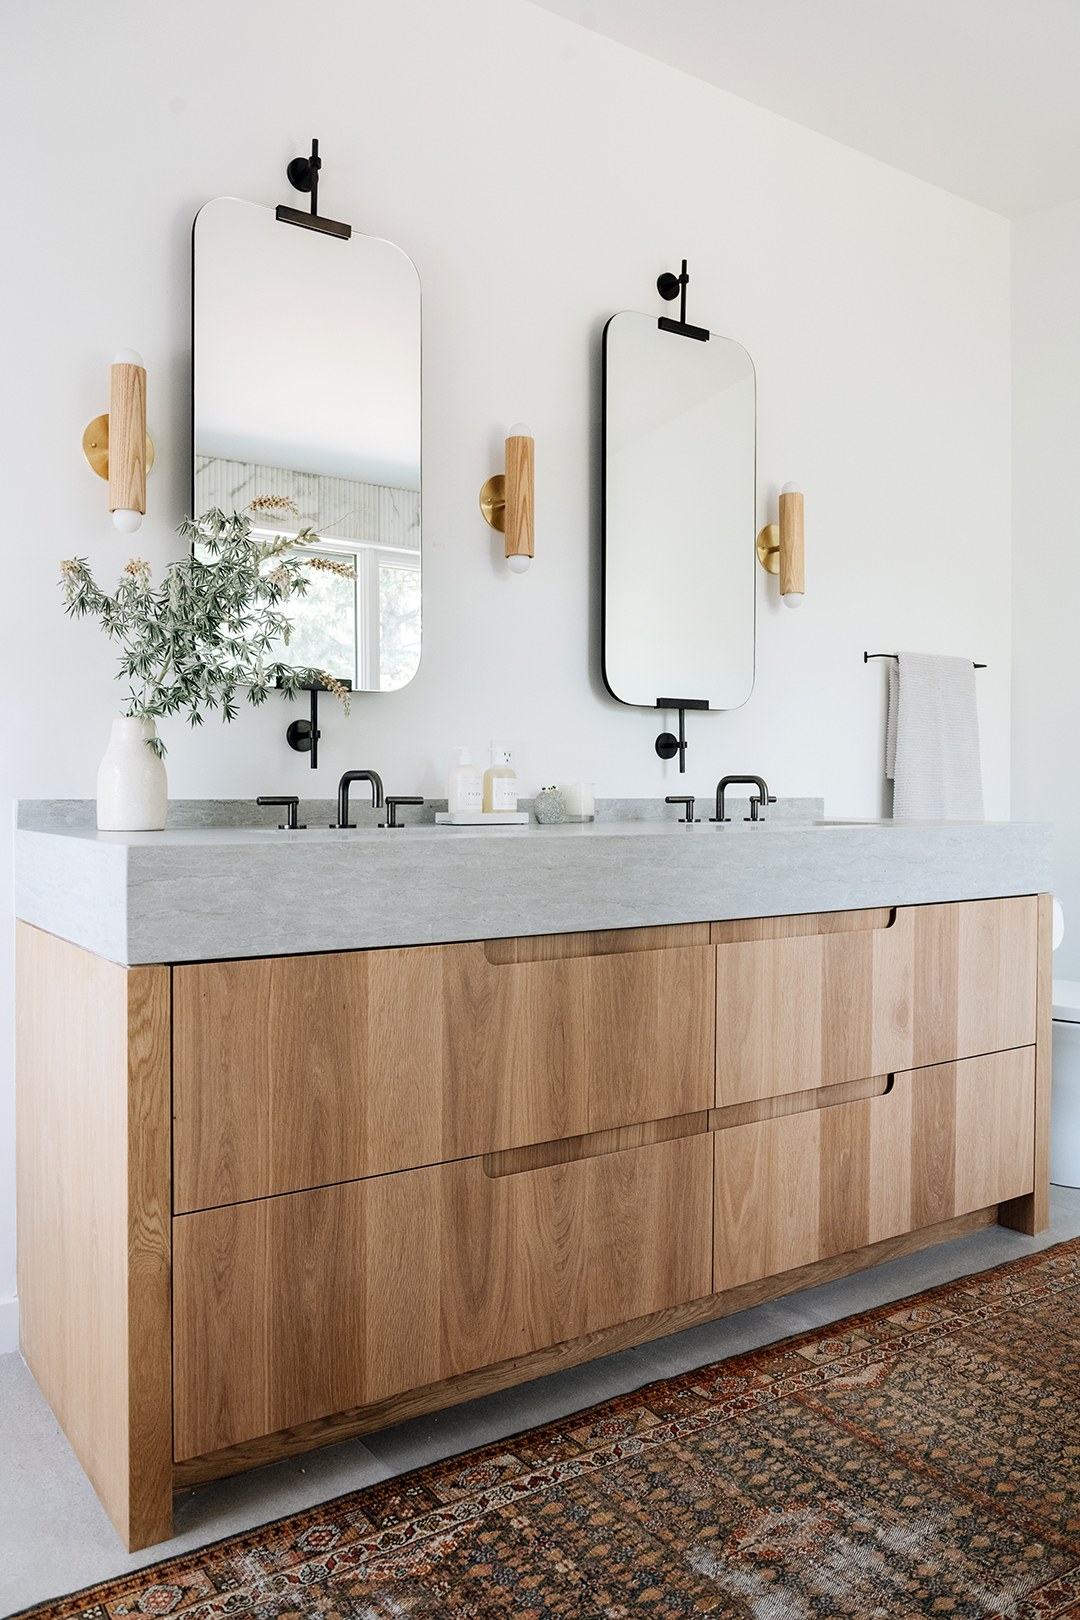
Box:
[712,907,895,945]
[484,1074,896,1178]
[484,924,710,965]
[709,1074,892,1133]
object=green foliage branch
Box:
[60,508,351,756]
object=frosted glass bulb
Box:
[113,509,143,533]
[781,591,803,609]
[507,553,531,574]
[508,422,532,440]
[112,349,144,367]
[781,480,801,495]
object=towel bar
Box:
[864,651,986,668]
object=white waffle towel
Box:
[886,652,984,821]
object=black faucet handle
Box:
[257,795,305,830]
[665,794,698,824]
[746,792,778,822]
[383,796,425,829]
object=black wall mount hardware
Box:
[282,679,353,770]
[257,795,305,830]
[656,259,710,342]
[277,138,353,240]
[864,651,986,669]
[333,769,385,828]
[665,795,698,823]
[655,696,708,774]
[383,795,424,829]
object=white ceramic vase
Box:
[96,715,168,831]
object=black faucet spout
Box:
[712,774,776,823]
[335,769,385,827]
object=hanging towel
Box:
[886,652,983,820]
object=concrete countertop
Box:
[13,800,1052,967]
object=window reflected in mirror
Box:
[193,197,421,692]
[194,456,420,690]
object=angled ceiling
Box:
[529,0,1080,217]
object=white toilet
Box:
[1052,980,1080,1188]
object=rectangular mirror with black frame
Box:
[602,305,756,717]
[192,196,421,693]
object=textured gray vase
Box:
[533,788,565,824]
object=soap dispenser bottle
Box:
[483,746,518,813]
[448,747,483,813]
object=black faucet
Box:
[257,795,305,829]
[383,795,424,828]
[712,775,777,823]
[665,794,698,823]
[333,769,384,828]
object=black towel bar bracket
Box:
[864,651,986,668]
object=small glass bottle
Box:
[483,747,518,813]
[447,747,483,813]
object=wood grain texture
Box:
[711,908,893,944]
[108,361,146,515]
[485,923,708,964]
[172,1136,713,1459]
[484,1111,709,1176]
[16,922,171,1552]
[1000,891,1053,1235]
[484,1074,892,1178]
[709,1073,890,1131]
[172,934,715,1212]
[504,432,534,559]
[173,1202,1000,1490]
[778,488,804,597]
[714,1048,1034,1291]
[715,897,1038,1105]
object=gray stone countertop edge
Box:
[12,813,1053,968]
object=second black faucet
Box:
[333,770,384,828]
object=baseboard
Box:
[0,1295,20,1355]
[173,1204,999,1491]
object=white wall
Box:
[1012,199,1080,977]
[0,0,1013,1348]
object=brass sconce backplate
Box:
[756,523,780,574]
[479,473,506,533]
[82,414,155,480]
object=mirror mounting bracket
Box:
[280,679,353,770]
[277,138,353,240]
[656,259,708,340]
[657,259,690,322]
[655,697,708,775]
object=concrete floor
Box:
[4,1186,1080,1617]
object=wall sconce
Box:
[756,482,804,608]
[82,350,154,532]
[480,425,534,573]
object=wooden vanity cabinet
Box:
[173,1135,714,1460]
[714,1046,1036,1291]
[172,925,714,1211]
[714,899,1038,1105]
[15,893,1051,1552]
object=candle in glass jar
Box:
[559,782,595,821]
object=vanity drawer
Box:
[172,1133,714,1460]
[172,927,713,1212]
[715,898,1037,1106]
[713,1045,1034,1292]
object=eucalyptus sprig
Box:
[60,507,349,755]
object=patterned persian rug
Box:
[21,1237,1080,1620]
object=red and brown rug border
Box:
[15,1231,1080,1619]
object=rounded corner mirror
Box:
[602,309,756,713]
[193,196,421,694]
